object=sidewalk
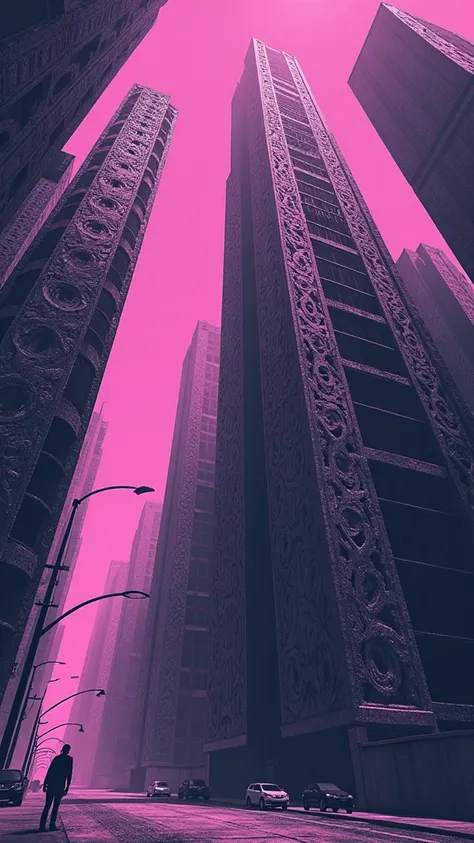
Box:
[0,794,68,841]
[212,796,474,839]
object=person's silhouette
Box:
[39,744,73,832]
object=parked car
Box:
[0,769,28,806]
[178,779,210,801]
[302,782,353,813]
[146,780,171,798]
[246,782,289,810]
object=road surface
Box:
[0,791,470,842]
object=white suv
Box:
[246,782,289,810]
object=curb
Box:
[211,798,474,840]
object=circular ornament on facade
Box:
[107,177,125,190]
[83,220,109,238]
[69,249,94,266]
[96,197,118,211]
[0,376,36,422]
[363,636,402,695]
[14,323,62,362]
[44,281,87,312]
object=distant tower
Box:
[0,0,169,232]
[0,152,75,288]
[349,3,474,279]
[206,41,474,801]
[0,84,177,695]
[132,322,220,793]
[64,559,127,787]
[397,245,474,417]
[0,406,108,764]
[92,501,162,790]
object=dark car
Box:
[0,769,27,806]
[302,782,354,813]
[178,779,210,801]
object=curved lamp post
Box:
[41,688,105,719]
[0,483,154,768]
[36,737,65,750]
[37,724,84,741]
[5,660,66,768]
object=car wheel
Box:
[332,807,339,813]
[246,796,251,808]
[303,800,310,811]
[259,798,265,811]
[347,808,353,814]
[282,804,288,811]
[319,799,327,812]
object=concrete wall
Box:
[357,730,474,820]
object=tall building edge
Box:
[131,322,219,793]
[0,84,177,696]
[348,3,474,280]
[0,0,169,233]
[206,41,474,812]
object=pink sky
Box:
[43,0,474,728]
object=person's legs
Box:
[39,791,54,830]
[49,792,63,830]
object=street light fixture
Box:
[40,688,106,719]
[5,660,66,767]
[0,483,154,768]
[37,724,84,740]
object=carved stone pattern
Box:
[0,86,175,558]
[142,329,209,762]
[287,54,474,517]
[207,172,247,743]
[251,41,432,719]
[384,4,474,74]
[0,4,161,228]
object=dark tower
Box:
[206,40,474,802]
[396,244,474,418]
[0,0,169,232]
[0,84,177,695]
[132,322,219,793]
[349,3,474,280]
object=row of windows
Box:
[185,594,210,628]
[179,669,208,692]
[201,417,216,434]
[188,558,211,594]
[182,630,209,669]
[205,363,219,383]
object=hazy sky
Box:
[42,0,474,738]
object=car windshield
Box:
[262,784,281,791]
[318,783,342,793]
[189,780,206,786]
[156,782,168,787]
[0,770,21,782]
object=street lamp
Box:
[5,660,66,768]
[36,737,64,750]
[23,689,104,774]
[0,483,154,767]
[25,724,84,778]
[37,724,84,740]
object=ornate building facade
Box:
[206,41,474,801]
[397,245,474,418]
[0,84,177,697]
[0,152,75,288]
[0,0,169,233]
[92,501,162,790]
[0,406,108,763]
[349,3,474,280]
[131,322,220,792]
[64,559,127,787]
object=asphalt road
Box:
[56,792,466,843]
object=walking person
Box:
[39,744,73,832]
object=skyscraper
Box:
[0,406,108,763]
[0,152,75,288]
[64,559,127,787]
[206,40,474,801]
[0,84,177,695]
[396,244,474,417]
[92,501,162,789]
[0,0,169,232]
[349,3,474,279]
[132,322,219,792]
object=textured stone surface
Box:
[0,83,177,693]
[0,0,167,233]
